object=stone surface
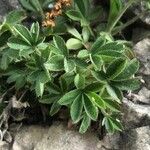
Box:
[122,98,150,129]
[0,0,20,22]
[120,126,150,150]
[123,0,150,25]
[12,122,102,150]
[0,141,10,150]
[135,87,150,104]
[134,38,150,76]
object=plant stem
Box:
[112,11,146,35]
[107,0,138,34]
[87,25,96,39]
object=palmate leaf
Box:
[71,94,83,123]
[83,94,98,121]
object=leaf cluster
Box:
[0,0,140,133]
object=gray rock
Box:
[123,0,150,25]
[133,38,150,89]
[120,126,150,150]
[12,122,102,150]
[122,98,150,129]
[134,38,150,76]
[136,87,150,104]
[0,141,10,150]
[0,0,20,22]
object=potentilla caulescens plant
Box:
[0,0,140,133]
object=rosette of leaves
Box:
[0,0,140,134]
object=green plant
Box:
[0,0,140,134]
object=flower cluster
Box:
[42,0,71,27]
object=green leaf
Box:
[106,84,120,102]
[6,10,26,24]
[0,53,10,70]
[49,44,63,55]
[30,22,40,43]
[74,74,85,89]
[71,94,83,123]
[79,113,91,134]
[58,89,81,105]
[44,55,64,71]
[73,58,88,68]
[92,42,124,55]
[39,94,60,104]
[75,0,86,16]
[87,92,105,109]
[7,38,31,50]
[83,94,98,121]
[90,55,103,70]
[91,71,107,83]
[19,0,37,12]
[66,10,83,21]
[50,101,61,116]
[98,50,123,60]
[104,99,120,112]
[84,82,104,92]
[103,117,114,133]
[106,58,127,79]
[67,26,82,40]
[91,36,105,54]
[53,35,68,56]
[82,26,90,43]
[112,79,140,91]
[107,0,123,29]
[64,58,75,73]
[35,80,44,97]
[109,117,123,131]
[66,38,83,50]
[13,24,32,45]
[77,50,89,59]
[114,58,139,81]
